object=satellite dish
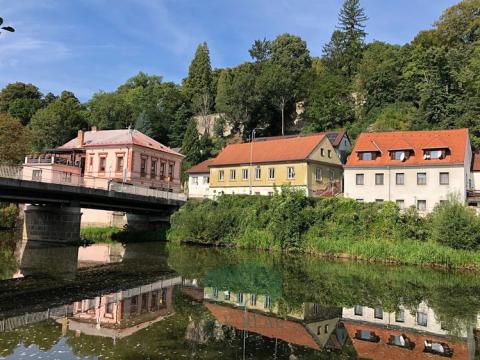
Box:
[400,152,406,162]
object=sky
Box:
[0,0,459,102]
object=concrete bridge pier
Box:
[23,204,82,243]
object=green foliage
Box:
[29,91,88,151]
[0,204,19,229]
[80,226,167,244]
[0,82,43,125]
[0,113,31,164]
[429,196,480,250]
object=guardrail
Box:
[0,165,187,202]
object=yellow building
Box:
[208,133,343,197]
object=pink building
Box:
[23,127,184,192]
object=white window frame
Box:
[439,172,449,185]
[242,168,248,181]
[230,169,236,180]
[356,173,364,185]
[287,166,295,180]
[315,167,322,182]
[255,167,261,180]
[218,170,224,182]
[268,168,275,180]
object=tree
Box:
[249,38,272,63]
[135,111,154,137]
[0,82,43,125]
[270,33,312,81]
[183,42,213,114]
[181,120,202,181]
[0,113,31,164]
[169,103,193,148]
[435,0,480,45]
[87,91,133,130]
[325,0,368,78]
[29,92,88,151]
[0,17,14,35]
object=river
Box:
[0,240,479,359]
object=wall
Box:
[22,163,82,186]
[187,172,211,199]
[344,165,467,212]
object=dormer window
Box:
[424,148,449,160]
[358,152,378,161]
[390,150,412,161]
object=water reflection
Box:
[0,242,479,359]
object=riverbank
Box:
[168,189,480,270]
[80,226,167,244]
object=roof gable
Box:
[187,159,215,174]
[57,129,184,157]
[210,133,326,166]
[346,129,469,167]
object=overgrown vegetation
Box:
[168,189,480,269]
[80,226,167,244]
[0,203,19,230]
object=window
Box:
[61,172,72,183]
[213,288,219,298]
[151,159,157,177]
[242,168,249,180]
[160,162,165,178]
[230,169,236,180]
[356,174,364,185]
[329,170,335,182]
[140,158,147,177]
[356,199,364,202]
[116,156,124,172]
[237,293,243,304]
[106,299,114,316]
[192,176,198,185]
[396,200,405,210]
[315,167,322,182]
[268,168,275,180]
[287,167,295,179]
[374,307,383,319]
[375,199,384,203]
[203,176,209,184]
[375,173,384,185]
[255,192,260,195]
[250,294,256,306]
[425,149,446,160]
[417,172,427,185]
[354,305,363,316]
[396,173,405,185]
[321,148,324,156]
[359,152,376,160]
[393,151,407,160]
[395,309,405,323]
[224,291,230,301]
[328,149,332,158]
[268,192,274,196]
[264,296,271,309]
[417,311,428,326]
[219,170,224,181]
[168,163,174,178]
[99,156,107,173]
[439,172,449,185]
[88,156,94,172]
[417,200,427,211]
[255,167,261,180]
[32,170,42,181]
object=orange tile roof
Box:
[346,129,469,168]
[186,159,215,174]
[210,133,326,166]
[205,302,320,350]
[58,129,184,157]
[344,321,469,360]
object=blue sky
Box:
[0,0,458,101]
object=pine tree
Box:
[183,42,213,115]
[181,119,202,165]
[134,111,155,137]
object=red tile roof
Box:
[344,321,469,360]
[187,159,215,174]
[346,129,469,168]
[210,133,326,166]
[58,129,184,157]
[206,302,320,350]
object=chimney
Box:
[91,126,97,132]
[77,130,84,147]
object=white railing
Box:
[0,165,186,202]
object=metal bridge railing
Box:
[0,164,187,202]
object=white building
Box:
[186,159,214,199]
[344,129,472,213]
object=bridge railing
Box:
[0,165,187,202]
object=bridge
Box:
[0,165,187,243]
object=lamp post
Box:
[249,129,258,195]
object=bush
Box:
[0,204,19,230]
[429,197,480,250]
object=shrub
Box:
[0,204,19,230]
[429,197,480,250]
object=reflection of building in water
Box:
[343,303,472,359]
[181,278,204,302]
[61,276,181,339]
[203,287,346,351]
[77,243,125,268]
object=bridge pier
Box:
[23,204,82,243]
